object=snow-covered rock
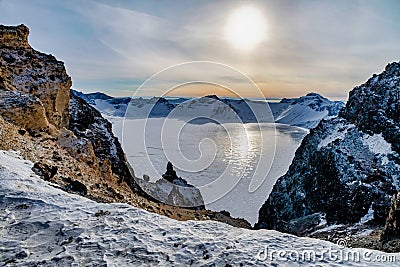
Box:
[270,93,345,128]
[1,150,397,266]
[256,62,400,251]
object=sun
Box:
[225,6,267,51]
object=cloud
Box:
[0,0,399,98]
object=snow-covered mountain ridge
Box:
[72,90,345,129]
[1,150,397,266]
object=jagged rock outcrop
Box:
[69,93,142,193]
[0,24,30,49]
[256,62,400,245]
[137,162,206,209]
[0,24,71,128]
[0,24,142,202]
[341,62,400,154]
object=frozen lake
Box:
[109,117,307,225]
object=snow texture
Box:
[1,150,397,266]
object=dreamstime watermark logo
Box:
[255,238,397,263]
[121,61,276,207]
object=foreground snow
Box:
[0,151,398,266]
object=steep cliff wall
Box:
[0,24,142,202]
[0,24,70,128]
[256,62,400,250]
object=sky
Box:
[0,0,399,99]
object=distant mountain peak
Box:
[305,92,321,97]
[203,94,220,100]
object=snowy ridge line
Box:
[72,90,345,129]
[0,150,398,266]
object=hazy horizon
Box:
[1,0,399,99]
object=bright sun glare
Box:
[225,6,266,51]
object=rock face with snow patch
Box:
[69,93,142,192]
[256,62,400,242]
[0,90,51,134]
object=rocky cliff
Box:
[0,24,70,129]
[256,62,400,251]
[381,192,400,246]
[69,93,141,192]
[0,24,142,202]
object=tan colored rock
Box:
[381,191,400,241]
[0,90,51,134]
[0,24,30,49]
[56,128,97,165]
[0,24,71,128]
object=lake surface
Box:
[110,117,308,225]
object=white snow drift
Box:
[0,150,398,266]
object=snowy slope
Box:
[0,150,398,266]
[269,93,345,128]
[72,90,344,129]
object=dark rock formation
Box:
[256,62,400,240]
[64,177,88,195]
[162,161,178,183]
[138,162,206,209]
[32,161,58,181]
[161,161,193,187]
[69,93,143,193]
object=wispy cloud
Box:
[0,0,399,98]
